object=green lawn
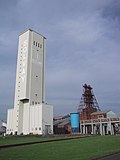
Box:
[0,136,120,160]
[0,135,88,146]
[0,136,53,146]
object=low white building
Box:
[0,120,6,135]
[7,29,53,135]
[80,110,120,135]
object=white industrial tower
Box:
[7,29,53,135]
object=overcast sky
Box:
[0,0,120,120]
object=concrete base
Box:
[6,103,53,135]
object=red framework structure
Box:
[77,84,101,120]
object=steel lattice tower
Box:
[77,84,101,120]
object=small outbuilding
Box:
[0,120,6,135]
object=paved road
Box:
[97,152,120,160]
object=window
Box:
[99,115,103,118]
[35,102,37,104]
[36,42,37,46]
[35,94,37,96]
[36,75,38,78]
[39,128,41,130]
[34,41,35,45]
[32,101,34,105]
[40,44,42,48]
[35,128,37,130]
[38,43,40,47]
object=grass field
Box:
[0,135,73,146]
[0,135,120,160]
[0,135,57,146]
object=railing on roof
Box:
[81,117,120,124]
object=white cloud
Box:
[0,0,120,119]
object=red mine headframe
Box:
[77,84,101,120]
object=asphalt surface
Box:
[97,152,120,160]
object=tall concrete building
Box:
[7,29,53,135]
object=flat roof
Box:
[91,110,111,115]
[19,28,46,39]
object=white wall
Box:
[42,104,53,134]
[22,103,30,134]
[6,108,18,134]
[18,101,24,134]
[14,30,30,107]
[29,105,42,134]
[29,31,45,105]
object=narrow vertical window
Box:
[34,41,35,45]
